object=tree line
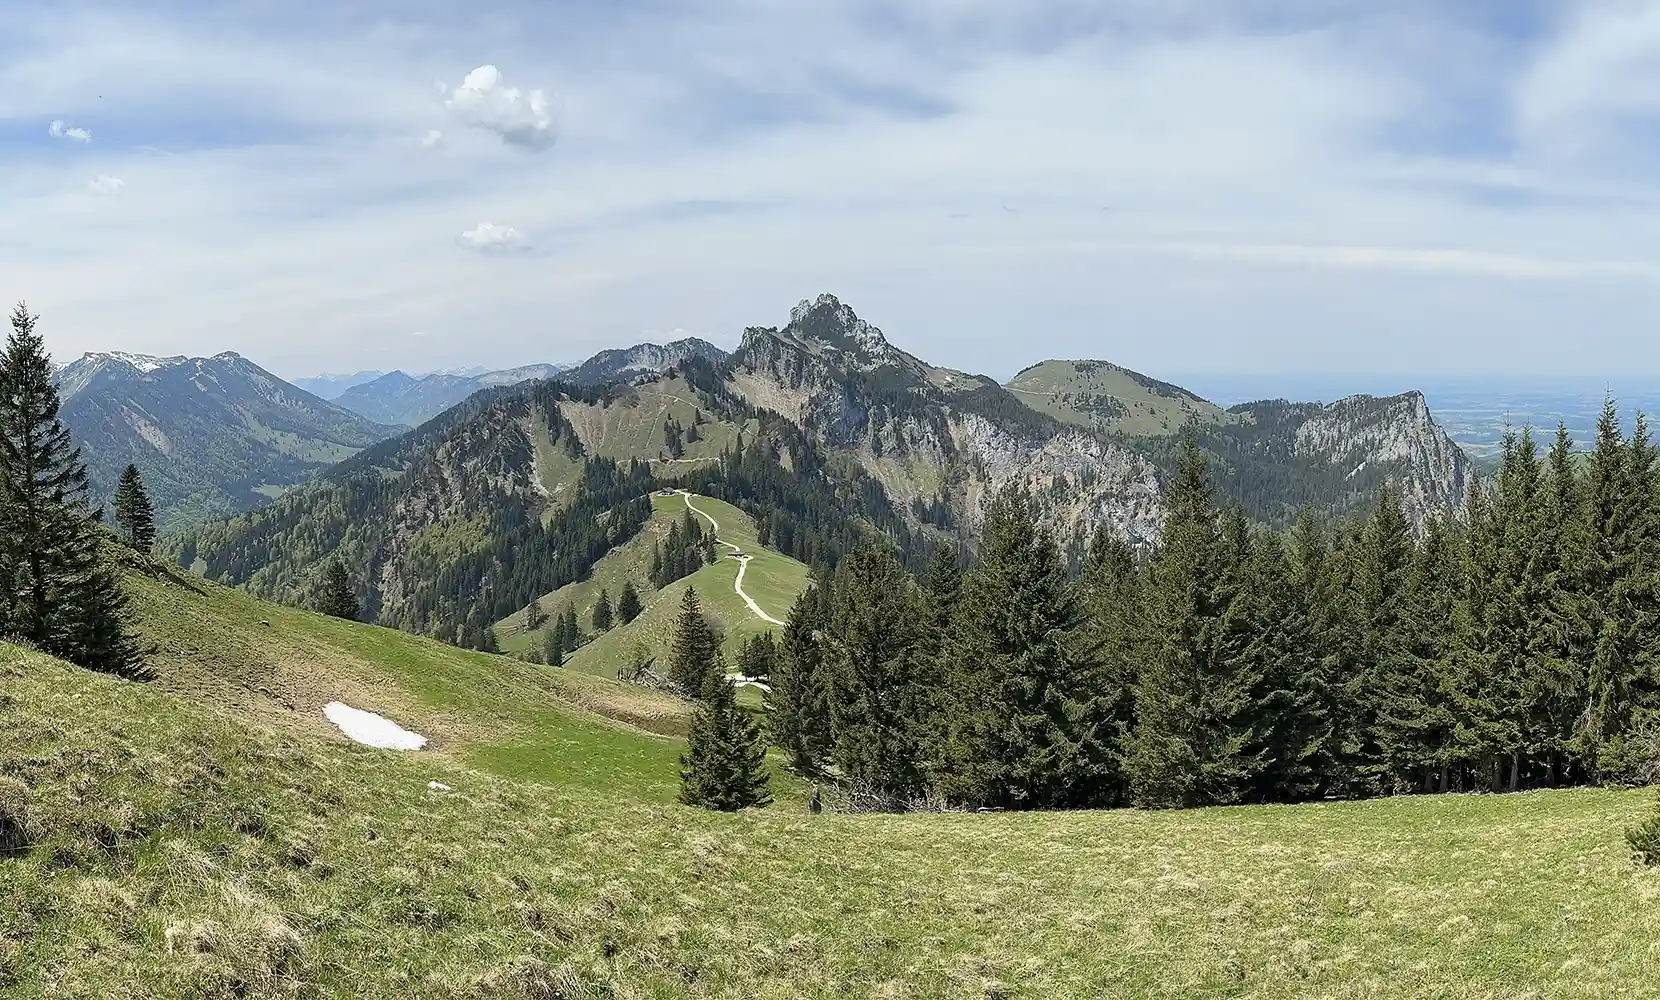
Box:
[0,304,147,679]
[761,406,1660,810]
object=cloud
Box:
[457,222,528,252]
[10,3,1660,378]
[48,119,92,142]
[441,65,555,150]
[420,129,444,149]
[1107,242,1660,282]
[87,175,125,195]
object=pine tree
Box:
[1126,440,1263,808]
[1351,481,1420,793]
[679,665,772,810]
[669,587,719,694]
[1539,423,1589,784]
[936,487,1110,809]
[593,587,614,632]
[0,303,143,677]
[543,621,565,666]
[1573,398,1660,779]
[315,560,358,620]
[617,580,643,624]
[766,583,831,773]
[735,631,779,682]
[1077,528,1144,807]
[821,548,927,799]
[916,541,962,756]
[524,598,549,631]
[113,464,155,553]
[560,602,580,650]
[1245,523,1330,802]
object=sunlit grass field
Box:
[5,561,1659,997]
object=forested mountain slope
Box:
[172,293,1475,652]
[56,351,403,533]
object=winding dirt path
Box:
[676,490,786,626]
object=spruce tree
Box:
[113,463,155,553]
[543,621,565,666]
[0,303,143,677]
[593,587,614,633]
[766,584,831,773]
[669,587,719,694]
[315,560,358,621]
[1447,479,1505,788]
[1351,481,1419,793]
[679,665,772,810]
[560,602,581,650]
[1077,528,1145,807]
[1245,523,1330,802]
[936,487,1110,809]
[917,541,962,743]
[1539,423,1589,783]
[735,631,778,682]
[617,580,643,624]
[525,598,549,631]
[1126,440,1263,808]
[821,548,927,799]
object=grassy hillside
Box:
[7,634,1660,997]
[1006,359,1234,437]
[123,561,698,790]
[503,492,812,683]
[557,376,759,474]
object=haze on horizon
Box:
[6,0,1660,381]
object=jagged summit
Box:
[738,294,932,388]
[786,293,890,353]
[73,351,189,373]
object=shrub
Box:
[1628,805,1660,866]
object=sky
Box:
[4,0,1660,382]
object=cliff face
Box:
[1292,392,1476,529]
[729,295,1167,547]
[730,295,1474,544]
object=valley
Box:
[7,294,1660,999]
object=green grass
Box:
[559,493,810,683]
[125,564,697,796]
[6,640,1660,998]
[1006,359,1234,437]
[558,376,755,469]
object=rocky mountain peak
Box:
[783,294,895,358]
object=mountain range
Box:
[323,340,727,427]
[167,293,1475,649]
[290,369,386,400]
[56,351,404,534]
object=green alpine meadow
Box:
[10,6,1660,995]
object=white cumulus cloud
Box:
[48,119,92,142]
[87,175,125,195]
[458,222,528,252]
[441,65,555,150]
[420,129,444,149]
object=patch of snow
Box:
[731,675,772,692]
[82,351,189,373]
[323,702,428,750]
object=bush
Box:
[1628,804,1660,866]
